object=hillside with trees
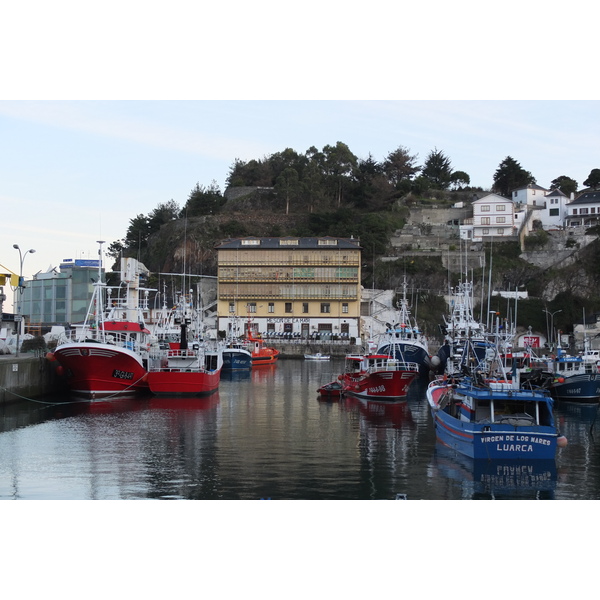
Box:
[105,142,600,341]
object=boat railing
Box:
[367,359,419,374]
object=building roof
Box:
[545,188,568,198]
[512,183,549,192]
[214,236,362,250]
[570,191,600,205]
[472,193,512,204]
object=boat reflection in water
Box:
[344,395,415,430]
[430,445,557,499]
[148,392,220,412]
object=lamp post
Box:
[13,244,36,356]
[543,308,562,351]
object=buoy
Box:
[46,352,56,362]
[558,377,565,383]
[557,435,568,448]
[55,365,64,376]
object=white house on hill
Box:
[471,193,516,240]
[512,183,549,208]
[537,188,571,229]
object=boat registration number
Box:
[112,369,134,380]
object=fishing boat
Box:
[51,249,154,399]
[376,278,433,377]
[146,342,222,396]
[426,338,567,460]
[221,316,253,370]
[305,353,330,361]
[339,353,419,401]
[222,341,253,370]
[546,342,600,404]
[436,280,489,376]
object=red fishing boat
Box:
[146,320,223,396]
[339,353,419,401]
[51,249,153,399]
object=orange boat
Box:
[245,329,279,366]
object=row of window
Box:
[479,216,508,224]
[232,302,349,314]
[479,204,506,212]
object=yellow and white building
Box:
[215,236,362,340]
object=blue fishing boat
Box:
[426,338,567,460]
[547,344,600,404]
[427,377,563,460]
[222,341,253,371]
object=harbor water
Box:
[2,358,600,500]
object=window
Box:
[285,302,293,313]
[497,204,506,211]
[497,228,504,235]
[481,205,490,212]
[279,239,299,245]
[572,209,578,215]
[247,303,256,313]
[302,303,309,313]
[321,303,331,313]
[496,216,506,224]
[241,239,260,246]
[549,208,559,216]
[482,229,490,235]
[581,208,589,215]
[268,302,274,313]
[481,217,490,225]
[229,302,235,313]
[318,239,338,246]
[342,303,348,314]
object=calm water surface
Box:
[2,359,600,500]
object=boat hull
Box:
[222,349,253,371]
[341,370,417,401]
[550,373,600,403]
[251,351,279,366]
[317,381,342,398]
[53,342,149,398]
[427,383,558,460]
[146,369,221,395]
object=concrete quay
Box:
[0,353,66,405]
[273,341,363,358]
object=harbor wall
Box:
[0,354,66,405]
[275,342,363,358]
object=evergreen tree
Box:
[184,181,224,216]
[550,175,578,196]
[382,145,420,193]
[492,156,535,197]
[583,168,600,190]
[421,148,453,190]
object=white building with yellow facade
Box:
[215,236,362,340]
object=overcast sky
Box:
[2,3,598,282]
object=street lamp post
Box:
[543,308,562,351]
[13,244,36,357]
